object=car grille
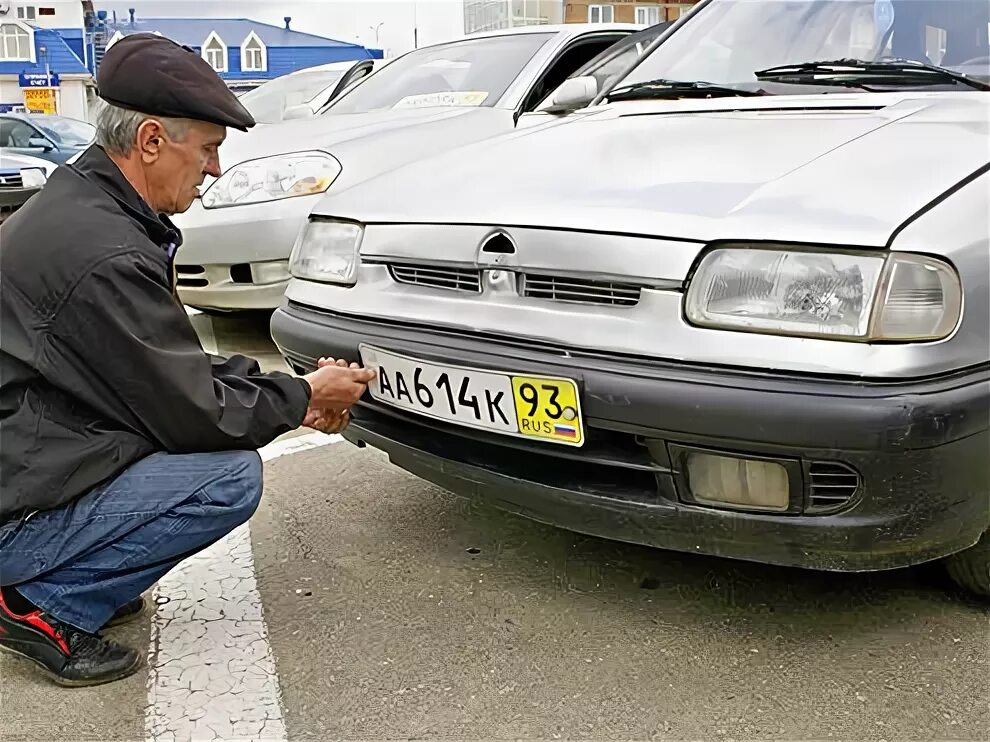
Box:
[807,461,860,513]
[384,262,644,306]
[388,264,482,293]
[520,274,642,307]
[0,173,24,189]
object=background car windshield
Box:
[240,69,346,123]
[29,115,94,145]
[616,0,990,91]
[326,32,554,113]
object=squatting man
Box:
[0,33,376,686]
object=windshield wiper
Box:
[605,78,767,101]
[755,58,990,92]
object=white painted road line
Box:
[145,432,341,742]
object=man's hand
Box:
[300,357,374,433]
[302,406,352,434]
[302,357,376,409]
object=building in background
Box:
[102,10,382,93]
[463,0,562,34]
[564,0,698,25]
[0,1,94,119]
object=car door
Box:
[0,117,63,164]
[516,31,636,116]
[533,22,673,113]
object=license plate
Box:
[358,344,584,447]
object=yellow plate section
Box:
[510,375,584,446]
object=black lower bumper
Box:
[272,302,990,572]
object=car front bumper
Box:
[271,301,990,573]
[170,194,322,310]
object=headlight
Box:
[20,168,47,189]
[685,246,962,342]
[288,219,363,285]
[200,151,341,209]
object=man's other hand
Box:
[302,359,376,409]
[302,406,352,434]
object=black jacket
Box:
[0,145,311,522]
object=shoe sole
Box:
[0,642,143,687]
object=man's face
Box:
[146,120,225,215]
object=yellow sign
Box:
[511,375,584,446]
[23,88,57,115]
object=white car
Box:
[0,150,56,223]
[238,59,387,124]
[171,23,641,312]
[272,0,990,598]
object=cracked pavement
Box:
[1,312,987,741]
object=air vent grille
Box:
[389,264,481,293]
[807,462,860,513]
[521,274,642,307]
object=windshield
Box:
[240,68,347,123]
[615,0,990,93]
[28,115,94,146]
[325,32,555,114]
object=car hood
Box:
[311,93,990,247]
[207,106,511,190]
[0,149,57,175]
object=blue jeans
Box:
[0,450,263,634]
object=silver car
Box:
[171,23,640,312]
[272,0,990,598]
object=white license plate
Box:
[358,344,584,447]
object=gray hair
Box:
[94,101,190,156]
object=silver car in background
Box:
[172,23,640,312]
[238,58,387,124]
[273,0,990,598]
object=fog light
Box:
[250,260,291,285]
[685,453,790,512]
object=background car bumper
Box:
[172,195,321,310]
[272,301,990,573]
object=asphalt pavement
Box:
[2,310,987,741]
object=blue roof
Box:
[109,18,367,50]
[0,27,90,77]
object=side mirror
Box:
[28,136,54,152]
[540,76,599,115]
[281,104,313,121]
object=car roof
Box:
[283,59,370,75]
[451,22,643,44]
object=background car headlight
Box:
[685,246,962,341]
[200,151,341,209]
[289,219,363,285]
[20,168,47,189]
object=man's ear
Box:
[136,119,166,164]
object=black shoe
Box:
[103,596,147,628]
[0,590,141,687]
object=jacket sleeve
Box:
[47,250,312,452]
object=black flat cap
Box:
[97,33,256,131]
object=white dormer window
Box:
[202,31,227,73]
[240,30,267,72]
[0,22,33,61]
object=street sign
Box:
[23,88,57,114]
[18,72,60,88]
